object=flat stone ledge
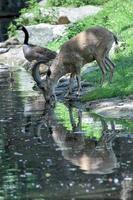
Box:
[85,97,133,119]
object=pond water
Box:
[0,67,133,200]
[0,18,11,41]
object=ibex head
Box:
[32,61,56,105]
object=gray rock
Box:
[17,23,67,46]
[56,6,102,23]
[0,63,10,70]
[0,45,28,68]
[0,37,20,48]
[55,76,95,99]
[0,47,10,54]
[85,97,133,119]
[22,5,102,24]
[58,77,68,83]
[55,88,65,96]
[57,80,69,88]
[39,0,47,6]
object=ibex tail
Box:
[113,34,118,45]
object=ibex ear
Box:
[47,68,51,77]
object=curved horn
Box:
[32,60,45,89]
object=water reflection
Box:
[46,103,118,174]
[0,68,133,199]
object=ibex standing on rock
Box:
[32,26,118,104]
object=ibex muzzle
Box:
[32,60,56,105]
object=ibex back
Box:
[32,26,118,104]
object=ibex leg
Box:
[105,56,115,83]
[65,73,74,97]
[96,58,107,85]
[76,74,82,96]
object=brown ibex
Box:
[32,26,118,104]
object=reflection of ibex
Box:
[26,102,118,174]
[52,111,118,174]
[32,26,118,104]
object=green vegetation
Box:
[8,0,58,37]
[54,102,133,139]
[47,0,109,7]
[55,102,102,140]
[82,60,133,101]
[48,0,133,101]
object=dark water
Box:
[0,18,12,41]
[0,67,133,200]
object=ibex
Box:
[32,26,118,104]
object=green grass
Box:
[82,56,133,101]
[47,0,109,7]
[48,0,133,101]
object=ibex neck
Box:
[50,57,66,84]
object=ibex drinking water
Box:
[32,26,118,104]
